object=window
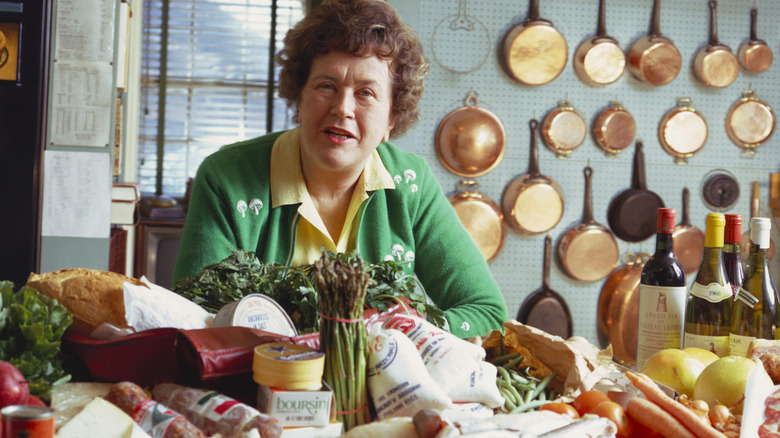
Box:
[139,0,305,196]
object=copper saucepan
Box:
[725,90,776,156]
[502,0,568,86]
[592,101,636,157]
[541,100,587,159]
[449,180,507,263]
[693,1,738,88]
[672,187,704,275]
[435,92,506,178]
[627,0,681,86]
[738,7,773,74]
[658,97,708,165]
[573,0,625,86]
[557,166,619,282]
[502,119,565,235]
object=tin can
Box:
[1,405,55,438]
[213,294,298,336]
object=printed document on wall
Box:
[50,61,113,147]
[54,0,116,63]
[42,150,111,239]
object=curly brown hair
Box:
[276,0,429,138]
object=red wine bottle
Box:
[723,214,744,296]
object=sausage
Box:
[106,381,206,438]
[152,383,282,438]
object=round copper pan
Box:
[449,180,507,263]
[693,1,738,88]
[502,119,564,235]
[597,252,649,368]
[592,101,636,157]
[658,97,708,165]
[502,0,567,86]
[627,0,681,86]
[541,100,587,158]
[557,166,619,282]
[725,90,776,155]
[573,0,625,86]
[436,93,506,178]
[738,7,773,74]
[742,181,775,262]
[672,187,705,275]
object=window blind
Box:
[139,0,304,196]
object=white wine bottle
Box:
[730,217,778,356]
[684,213,733,356]
[636,208,686,371]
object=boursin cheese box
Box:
[256,381,336,428]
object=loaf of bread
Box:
[26,268,147,336]
[748,338,780,384]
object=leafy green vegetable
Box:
[0,281,73,401]
[173,249,447,333]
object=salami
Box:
[152,383,281,438]
[106,381,206,438]
[766,388,780,420]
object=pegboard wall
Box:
[390,0,780,346]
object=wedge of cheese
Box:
[55,397,139,438]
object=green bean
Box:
[509,399,548,414]
[489,352,521,365]
[503,354,525,370]
[528,372,558,401]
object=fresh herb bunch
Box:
[174,249,447,333]
[0,281,72,401]
[314,251,372,430]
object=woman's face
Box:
[298,51,395,179]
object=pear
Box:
[641,348,716,397]
[694,355,772,414]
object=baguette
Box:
[26,268,147,336]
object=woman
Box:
[172,0,507,338]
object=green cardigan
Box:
[172,131,508,337]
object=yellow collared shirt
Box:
[269,128,395,266]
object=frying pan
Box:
[627,0,681,86]
[693,1,738,88]
[592,101,636,157]
[431,0,491,74]
[517,234,573,340]
[557,166,619,282]
[597,252,649,367]
[436,92,506,178]
[672,187,704,275]
[502,0,568,86]
[607,141,665,242]
[738,7,773,74]
[449,180,507,263]
[742,181,775,261]
[573,0,625,86]
[502,119,565,235]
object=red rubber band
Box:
[337,404,369,415]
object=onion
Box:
[709,404,731,429]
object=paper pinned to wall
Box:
[42,150,111,238]
[50,60,113,147]
[54,0,116,63]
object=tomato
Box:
[572,389,610,416]
[539,402,580,419]
[590,400,634,438]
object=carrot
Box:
[626,397,696,438]
[626,370,727,438]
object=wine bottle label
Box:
[729,333,755,357]
[735,287,760,308]
[636,284,687,371]
[683,332,729,357]
[690,282,733,303]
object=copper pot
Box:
[502,0,567,86]
[627,0,681,86]
[725,89,776,155]
[658,97,708,165]
[693,1,738,88]
[738,7,773,74]
[541,100,587,158]
[449,180,507,263]
[436,92,506,178]
[557,166,619,282]
[592,101,636,157]
[573,0,625,87]
[502,119,564,235]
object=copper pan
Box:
[693,1,738,88]
[738,7,773,74]
[449,180,507,263]
[592,101,636,157]
[742,181,775,262]
[597,252,649,368]
[541,100,587,158]
[501,0,567,86]
[658,97,708,165]
[557,166,619,282]
[725,89,776,156]
[436,92,506,178]
[501,119,565,235]
[573,0,625,86]
[627,0,681,86]
[672,187,704,275]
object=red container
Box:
[1,405,54,438]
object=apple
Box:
[694,355,772,414]
[0,360,29,408]
[25,394,46,407]
[641,348,718,398]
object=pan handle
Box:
[527,119,541,175]
[582,166,595,224]
[631,141,648,191]
[596,0,607,37]
[649,0,663,36]
[682,187,692,226]
[542,234,552,289]
[526,0,541,22]
[707,1,721,46]
[749,7,765,44]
